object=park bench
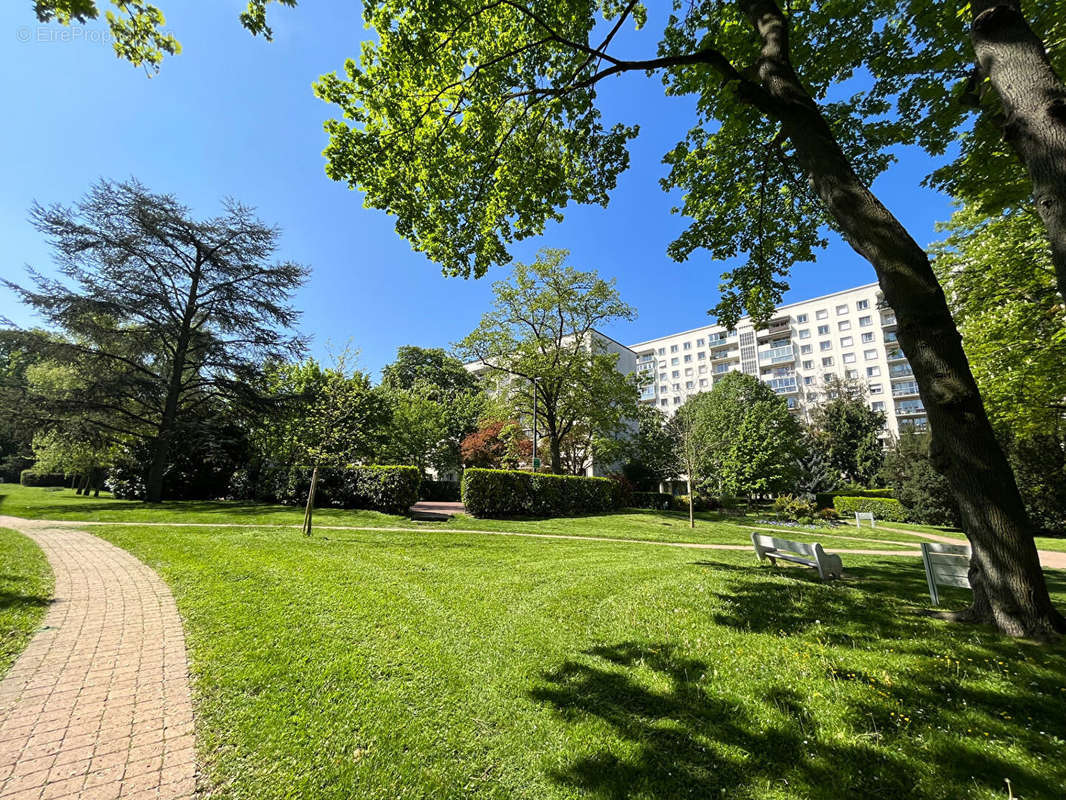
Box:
[920,541,972,606]
[854,511,876,528]
[751,532,844,581]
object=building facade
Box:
[626,283,923,440]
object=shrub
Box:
[420,479,460,502]
[630,491,672,510]
[815,488,894,509]
[670,493,720,513]
[817,507,840,522]
[773,494,817,523]
[20,470,68,488]
[461,468,621,518]
[832,495,908,522]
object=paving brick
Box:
[0,520,196,800]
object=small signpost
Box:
[920,541,972,606]
[854,511,876,529]
[532,458,541,469]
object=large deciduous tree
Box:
[3,179,308,503]
[455,249,640,475]
[312,0,1063,637]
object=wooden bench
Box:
[751,533,843,581]
[920,541,972,605]
[854,511,876,529]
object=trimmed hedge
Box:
[20,470,68,488]
[832,495,908,522]
[629,491,672,510]
[462,468,622,518]
[420,479,461,502]
[816,488,894,509]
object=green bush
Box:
[817,507,840,522]
[815,488,894,509]
[420,479,460,502]
[670,494,720,513]
[832,495,908,522]
[461,468,622,518]
[20,470,68,488]
[773,494,817,523]
[630,491,672,510]
[261,465,421,515]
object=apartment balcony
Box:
[889,364,914,378]
[898,417,929,433]
[881,313,898,329]
[885,348,907,362]
[757,343,797,366]
[710,346,738,361]
[764,376,799,395]
[757,319,792,341]
[892,380,920,397]
[706,332,730,345]
[895,401,925,416]
[883,331,898,343]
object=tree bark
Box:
[740,0,1064,637]
[970,1,1066,302]
[687,475,694,529]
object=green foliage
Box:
[620,405,676,490]
[338,465,420,515]
[380,346,480,396]
[879,432,962,528]
[19,470,67,487]
[419,480,460,502]
[670,493,719,513]
[815,488,894,510]
[808,378,886,485]
[461,468,621,518]
[999,433,1066,536]
[629,491,672,510]
[832,495,909,524]
[456,250,640,474]
[681,373,802,498]
[772,494,818,524]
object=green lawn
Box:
[81,521,1066,800]
[0,527,53,676]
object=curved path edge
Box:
[0,517,195,800]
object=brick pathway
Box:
[0,518,195,800]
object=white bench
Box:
[920,541,972,605]
[751,533,843,581]
[854,511,876,528]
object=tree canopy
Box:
[808,377,886,486]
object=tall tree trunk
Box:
[145,263,203,503]
[970,0,1066,301]
[687,475,694,529]
[741,0,1064,637]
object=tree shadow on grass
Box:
[0,585,51,611]
[530,561,1066,799]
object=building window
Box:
[798,329,811,339]
[685,381,694,389]
[657,347,665,355]
[659,384,667,393]
[870,383,883,394]
[846,368,859,379]
[698,365,707,374]
[672,370,680,378]
[796,313,808,323]
[672,383,681,391]
[671,357,679,366]
[859,315,872,327]
[836,304,848,315]
[823,373,834,383]
[684,367,693,376]
[822,356,834,367]
[804,376,814,385]
[800,344,812,355]
[816,309,828,320]
[802,359,814,369]
[840,336,853,347]
[683,341,691,350]
[867,366,880,377]
[820,341,832,351]
[697,351,706,360]
[684,354,692,363]
[661,399,669,407]
[864,349,877,360]
[696,338,704,346]
[699,378,707,387]
[842,353,856,364]
[861,332,875,343]
[871,400,885,411]
[673,396,681,405]
[817,324,830,335]
[857,299,869,310]
[670,345,678,353]
[838,320,852,331]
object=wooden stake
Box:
[303,464,319,537]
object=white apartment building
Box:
[626,283,923,439]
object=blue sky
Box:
[0,2,955,378]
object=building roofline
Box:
[627,281,881,349]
